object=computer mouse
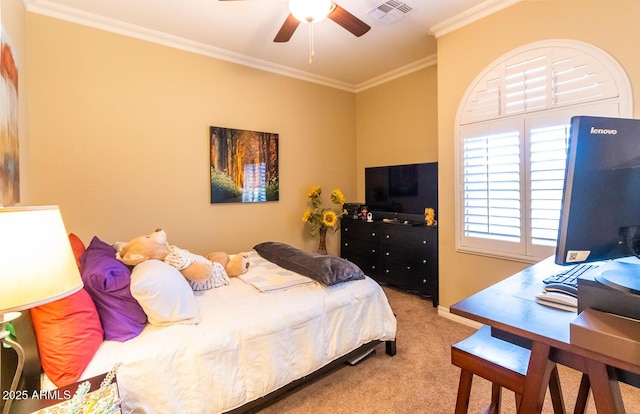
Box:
[535,291,578,309]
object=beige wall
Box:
[355,67,438,201]
[25,14,357,256]
[437,0,640,308]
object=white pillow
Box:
[130,259,200,326]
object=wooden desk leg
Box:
[549,366,566,414]
[573,374,590,414]
[489,383,502,414]
[455,370,474,414]
[585,359,625,414]
[519,341,555,414]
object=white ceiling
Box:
[24,0,518,91]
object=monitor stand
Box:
[594,261,640,295]
[577,259,640,321]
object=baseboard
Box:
[437,306,482,329]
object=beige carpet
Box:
[258,286,640,414]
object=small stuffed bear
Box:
[118,229,244,292]
[425,208,437,226]
[207,252,250,277]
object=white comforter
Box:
[80,261,397,414]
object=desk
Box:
[450,257,640,413]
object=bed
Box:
[7,240,397,414]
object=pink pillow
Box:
[68,233,86,270]
[31,288,104,387]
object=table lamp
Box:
[0,206,83,414]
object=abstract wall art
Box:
[210,126,279,204]
[0,25,19,207]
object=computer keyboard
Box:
[543,263,601,287]
[538,262,601,310]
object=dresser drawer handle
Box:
[385,252,390,256]
[371,232,376,237]
[344,242,349,247]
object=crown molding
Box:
[25,0,514,92]
[430,0,522,38]
[355,55,437,93]
[24,0,360,91]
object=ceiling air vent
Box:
[366,0,414,24]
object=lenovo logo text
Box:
[590,126,618,135]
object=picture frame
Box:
[209,126,279,204]
[0,25,20,207]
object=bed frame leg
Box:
[385,340,396,356]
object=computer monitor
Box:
[555,115,640,294]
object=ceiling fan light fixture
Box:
[289,0,334,23]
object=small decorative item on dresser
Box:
[302,185,346,254]
[358,206,368,221]
[425,208,437,226]
[342,203,363,220]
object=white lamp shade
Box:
[289,0,334,23]
[0,206,83,313]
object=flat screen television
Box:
[365,162,438,216]
[555,115,640,294]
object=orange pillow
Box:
[30,288,104,387]
[68,233,86,270]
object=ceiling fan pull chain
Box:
[308,21,315,65]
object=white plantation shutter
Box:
[529,124,569,246]
[463,131,521,243]
[460,43,622,125]
[504,52,547,114]
[552,48,619,106]
[461,67,502,124]
[457,40,631,261]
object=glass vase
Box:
[317,227,328,255]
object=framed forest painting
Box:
[210,126,279,204]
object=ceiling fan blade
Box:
[328,4,370,37]
[274,13,300,43]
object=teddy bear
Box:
[117,229,249,292]
[425,208,437,226]
[207,251,251,277]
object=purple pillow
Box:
[79,236,147,341]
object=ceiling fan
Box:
[219,0,371,43]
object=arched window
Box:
[455,40,632,262]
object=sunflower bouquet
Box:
[302,186,346,254]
